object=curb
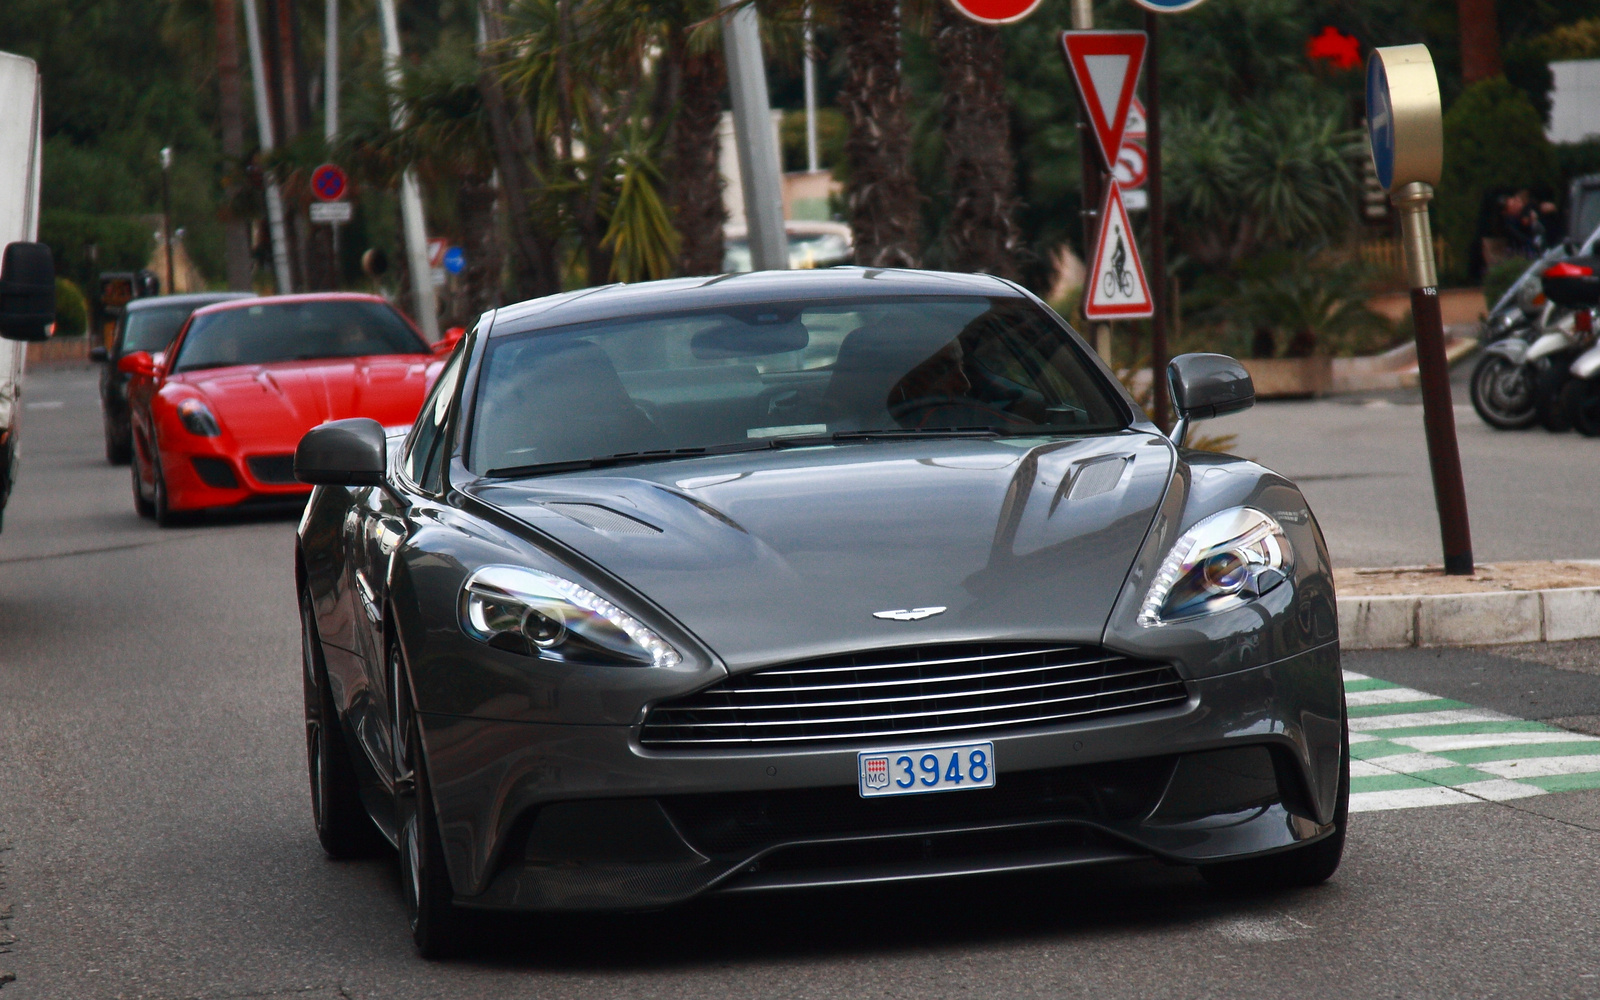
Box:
[1338,587,1600,649]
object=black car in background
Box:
[90,292,252,464]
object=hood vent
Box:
[546,502,661,535]
[1066,456,1129,501]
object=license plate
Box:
[857,741,994,798]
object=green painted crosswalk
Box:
[1344,669,1600,812]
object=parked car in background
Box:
[91,292,253,464]
[292,268,1345,957]
[723,220,853,273]
[123,292,455,525]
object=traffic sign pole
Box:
[1144,10,1169,430]
[1368,44,1471,576]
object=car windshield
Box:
[122,305,198,354]
[471,295,1126,476]
[172,300,426,372]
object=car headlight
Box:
[1137,507,1292,626]
[459,565,681,668]
[176,398,221,437]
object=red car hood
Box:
[168,355,440,450]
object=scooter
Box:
[1547,257,1600,435]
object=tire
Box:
[1562,377,1600,437]
[1200,711,1349,892]
[152,453,190,527]
[1468,353,1538,430]
[391,635,465,959]
[1536,363,1573,433]
[131,452,154,519]
[301,588,384,860]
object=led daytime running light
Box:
[461,565,681,668]
[1137,507,1291,626]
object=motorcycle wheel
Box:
[1469,353,1538,430]
[1536,363,1573,433]
[1562,378,1600,437]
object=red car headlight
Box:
[176,398,222,437]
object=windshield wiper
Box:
[484,429,1003,479]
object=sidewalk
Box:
[1338,561,1600,649]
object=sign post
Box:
[1367,44,1472,575]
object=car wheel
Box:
[301,587,383,860]
[391,635,465,958]
[1200,712,1349,892]
[131,452,154,519]
[152,454,189,527]
[105,421,132,465]
[1562,377,1600,437]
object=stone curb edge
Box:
[1337,587,1600,649]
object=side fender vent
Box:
[547,502,661,535]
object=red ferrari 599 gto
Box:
[121,293,455,524]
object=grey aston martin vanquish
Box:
[294,268,1346,956]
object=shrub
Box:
[1438,78,1561,283]
[53,278,88,337]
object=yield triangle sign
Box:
[1060,31,1147,170]
[1085,181,1153,320]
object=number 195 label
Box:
[857,741,995,798]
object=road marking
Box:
[25,400,63,410]
[1343,670,1600,813]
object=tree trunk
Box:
[455,170,503,320]
[932,5,1019,278]
[477,0,561,299]
[838,0,921,268]
[214,0,254,290]
[663,26,726,276]
[1457,0,1503,85]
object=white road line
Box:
[1354,752,1459,773]
[1349,786,1478,812]
[1342,670,1371,682]
[1454,779,1548,801]
[1349,708,1514,732]
[1345,687,1442,707]
[25,400,63,410]
[1350,759,1394,778]
[1475,755,1600,779]
[1396,732,1600,753]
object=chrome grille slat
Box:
[647,678,1184,729]
[649,668,1176,713]
[640,643,1188,750]
[689,661,1164,697]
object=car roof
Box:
[186,291,395,320]
[124,292,255,312]
[487,268,1021,336]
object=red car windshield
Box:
[172,300,427,372]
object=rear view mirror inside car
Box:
[690,319,810,360]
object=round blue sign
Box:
[443,246,466,275]
[1128,0,1209,11]
[1366,54,1395,191]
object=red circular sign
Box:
[311,163,348,202]
[944,0,1045,25]
[1114,142,1148,189]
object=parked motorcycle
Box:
[1471,228,1600,431]
[1546,257,1600,436]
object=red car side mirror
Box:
[118,350,157,377]
[432,327,465,356]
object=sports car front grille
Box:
[246,454,298,485]
[639,643,1189,750]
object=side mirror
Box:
[1167,353,1254,448]
[0,242,56,342]
[432,326,465,356]
[296,417,388,486]
[117,350,157,378]
[89,345,109,363]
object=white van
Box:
[0,52,53,530]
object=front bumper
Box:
[418,641,1342,911]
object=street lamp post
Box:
[160,147,174,295]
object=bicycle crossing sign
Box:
[1084,181,1153,320]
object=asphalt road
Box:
[1213,356,1600,568]
[2,364,1600,999]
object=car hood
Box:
[467,433,1176,671]
[168,356,438,449]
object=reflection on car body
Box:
[292,268,1346,957]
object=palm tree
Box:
[1457,0,1503,85]
[931,2,1019,278]
[657,6,727,276]
[837,0,922,267]
[214,0,254,290]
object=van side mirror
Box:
[296,418,388,486]
[0,242,56,342]
[1167,353,1254,448]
